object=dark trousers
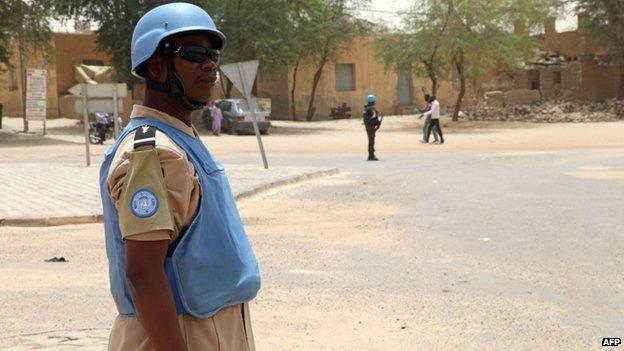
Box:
[365,124,377,153]
[425,119,443,143]
[96,123,107,144]
[423,116,439,142]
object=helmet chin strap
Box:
[146,42,206,111]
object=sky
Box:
[353,0,579,32]
[53,1,579,34]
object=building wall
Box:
[581,56,621,102]
[54,33,110,96]
[525,13,620,103]
[0,33,132,119]
[560,61,582,100]
[0,44,59,118]
[256,71,290,119]
[259,35,459,120]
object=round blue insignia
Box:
[130,189,159,218]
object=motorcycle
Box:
[89,112,115,144]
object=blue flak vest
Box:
[99,117,261,318]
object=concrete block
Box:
[504,89,541,106]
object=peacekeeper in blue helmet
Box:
[363,94,381,161]
[99,3,260,350]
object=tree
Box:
[0,3,12,67]
[57,0,311,91]
[374,0,560,121]
[430,0,559,121]
[55,0,171,86]
[283,0,328,121]
[301,0,370,121]
[0,0,55,132]
[374,2,452,96]
[574,0,624,98]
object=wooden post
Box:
[113,85,119,139]
[82,85,91,167]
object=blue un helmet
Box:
[366,94,376,104]
[131,2,226,110]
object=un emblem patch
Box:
[130,189,159,218]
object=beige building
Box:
[1,33,464,121]
[0,32,131,119]
[256,35,458,120]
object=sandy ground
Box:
[0,116,623,349]
[2,116,624,159]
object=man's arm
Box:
[422,106,433,117]
[125,237,187,351]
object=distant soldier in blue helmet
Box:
[99,3,260,350]
[363,94,381,161]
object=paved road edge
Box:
[0,168,340,227]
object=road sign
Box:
[68,83,127,98]
[26,69,47,121]
[220,61,258,100]
[220,60,269,169]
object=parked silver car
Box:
[202,99,271,135]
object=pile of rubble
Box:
[462,99,624,123]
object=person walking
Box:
[211,100,223,136]
[422,94,444,144]
[99,3,260,350]
[417,94,439,143]
[363,94,381,161]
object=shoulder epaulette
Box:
[133,125,157,149]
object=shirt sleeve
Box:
[107,132,200,242]
[117,148,175,240]
[422,105,433,116]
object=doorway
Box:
[397,69,413,106]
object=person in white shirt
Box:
[417,94,440,143]
[422,95,444,144]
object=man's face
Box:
[170,32,219,104]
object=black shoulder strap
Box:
[133,125,157,149]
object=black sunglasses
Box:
[173,45,220,64]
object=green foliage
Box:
[375,0,560,117]
[55,0,172,85]
[298,1,372,120]
[574,0,624,53]
[0,0,55,68]
[574,0,624,97]
[56,0,363,85]
[0,2,11,66]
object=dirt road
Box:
[0,117,623,350]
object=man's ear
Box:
[146,55,167,83]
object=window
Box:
[335,64,355,91]
[237,100,266,112]
[219,101,232,112]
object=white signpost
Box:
[220,60,269,169]
[72,83,127,166]
[25,69,47,134]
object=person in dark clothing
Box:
[363,94,381,161]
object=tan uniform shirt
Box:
[107,105,254,351]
